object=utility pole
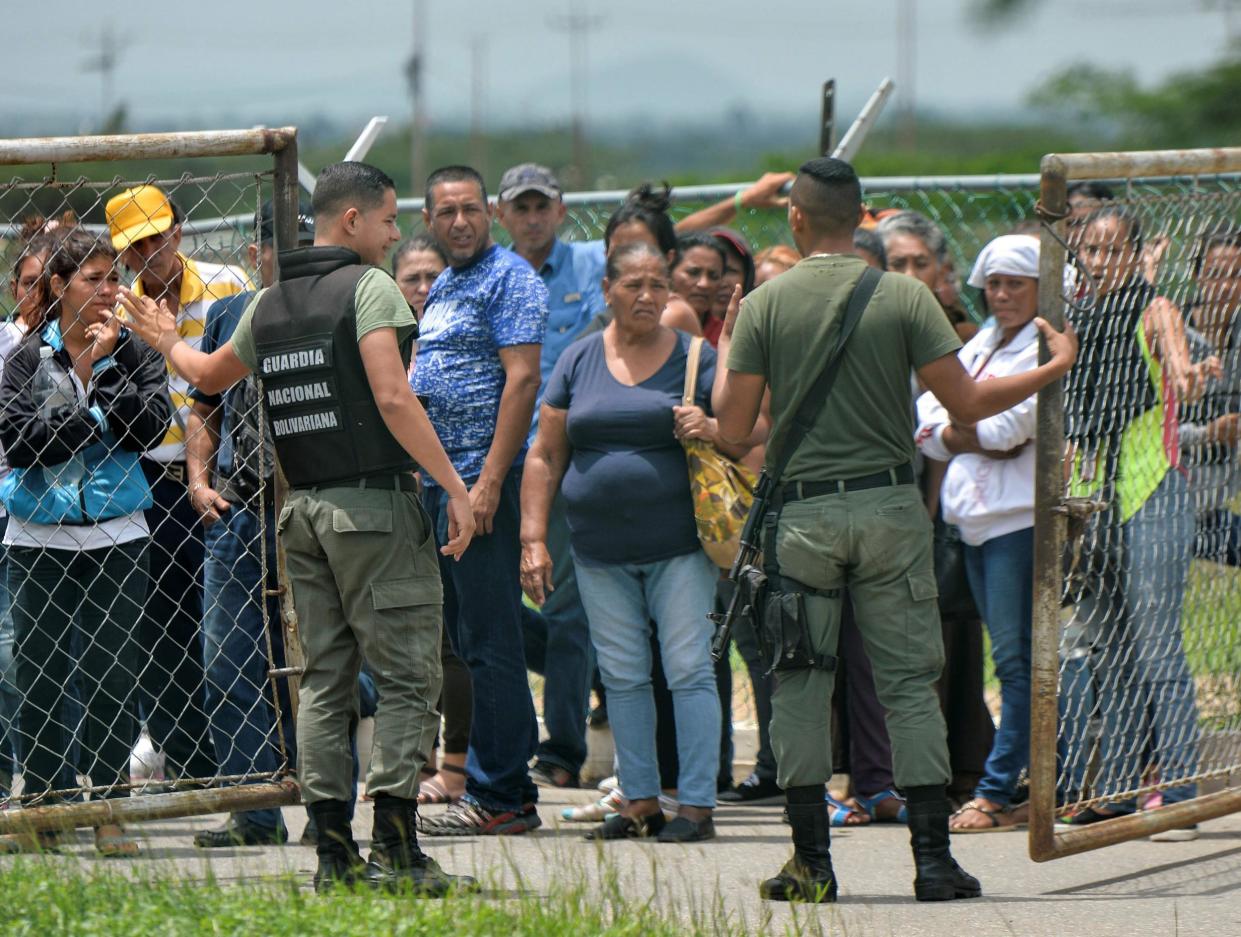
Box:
[896,0,916,149]
[405,0,429,195]
[81,25,120,131]
[548,1,604,189]
[469,35,488,179]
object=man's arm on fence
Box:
[675,172,794,233]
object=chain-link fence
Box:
[1030,148,1241,860]
[0,130,301,837]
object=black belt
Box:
[782,464,915,503]
[334,473,419,493]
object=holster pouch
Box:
[761,580,838,674]
[758,505,838,675]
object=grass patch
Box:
[0,855,850,937]
[0,860,731,937]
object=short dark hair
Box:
[604,183,678,257]
[312,162,395,220]
[392,233,448,274]
[605,241,668,281]
[1068,181,1115,203]
[791,157,862,236]
[425,165,487,211]
[852,227,887,269]
[673,232,726,272]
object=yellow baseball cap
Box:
[106,185,175,251]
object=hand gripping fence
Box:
[0,129,302,836]
[1029,147,1241,860]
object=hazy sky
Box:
[4,0,1231,134]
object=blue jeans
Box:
[1073,470,1199,809]
[574,548,721,808]
[963,526,1033,806]
[202,504,295,832]
[425,472,538,812]
[0,546,18,792]
[520,493,590,777]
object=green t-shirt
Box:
[728,254,961,482]
[229,267,416,371]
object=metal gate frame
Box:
[1029,146,1241,861]
[0,129,305,833]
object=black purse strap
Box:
[768,265,883,486]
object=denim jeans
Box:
[1072,470,1199,809]
[140,464,215,778]
[520,493,590,776]
[10,540,149,800]
[963,526,1033,806]
[0,545,18,793]
[574,548,721,808]
[202,503,295,832]
[425,472,538,812]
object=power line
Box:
[548,1,604,188]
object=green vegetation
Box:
[0,858,829,937]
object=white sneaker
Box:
[1150,826,1199,842]
[129,731,166,785]
[596,775,619,795]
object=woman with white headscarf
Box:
[914,234,1040,832]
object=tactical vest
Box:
[250,246,416,487]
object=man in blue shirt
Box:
[496,164,604,790]
[413,165,548,835]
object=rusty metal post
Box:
[1028,154,1069,862]
[0,781,301,835]
[266,135,306,717]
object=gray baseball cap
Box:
[498,163,562,202]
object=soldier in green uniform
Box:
[120,162,476,895]
[712,157,1076,903]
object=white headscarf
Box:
[967,234,1040,289]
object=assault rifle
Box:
[709,471,772,662]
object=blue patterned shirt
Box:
[411,243,548,484]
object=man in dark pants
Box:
[413,165,548,835]
[106,185,250,783]
[495,163,603,789]
[712,157,1076,903]
[121,161,477,895]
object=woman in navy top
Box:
[521,242,751,843]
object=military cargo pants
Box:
[278,483,444,804]
[768,484,951,790]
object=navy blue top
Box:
[544,329,715,565]
[189,291,252,477]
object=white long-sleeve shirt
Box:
[915,320,1039,547]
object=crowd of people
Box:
[0,155,1231,899]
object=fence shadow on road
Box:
[1043,846,1241,898]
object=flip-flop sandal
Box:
[417,763,467,805]
[95,824,140,857]
[950,800,1022,834]
[851,788,908,824]
[826,794,871,827]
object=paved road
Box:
[7,787,1238,937]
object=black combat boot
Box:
[364,794,478,896]
[759,785,837,902]
[307,799,364,894]
[904,784,982,901]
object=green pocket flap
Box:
[371,575,442,610]
[907,571,939,602]
[332,508,393,534]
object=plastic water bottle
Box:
[32,345,86,487]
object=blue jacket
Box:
[0,320,172,525]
